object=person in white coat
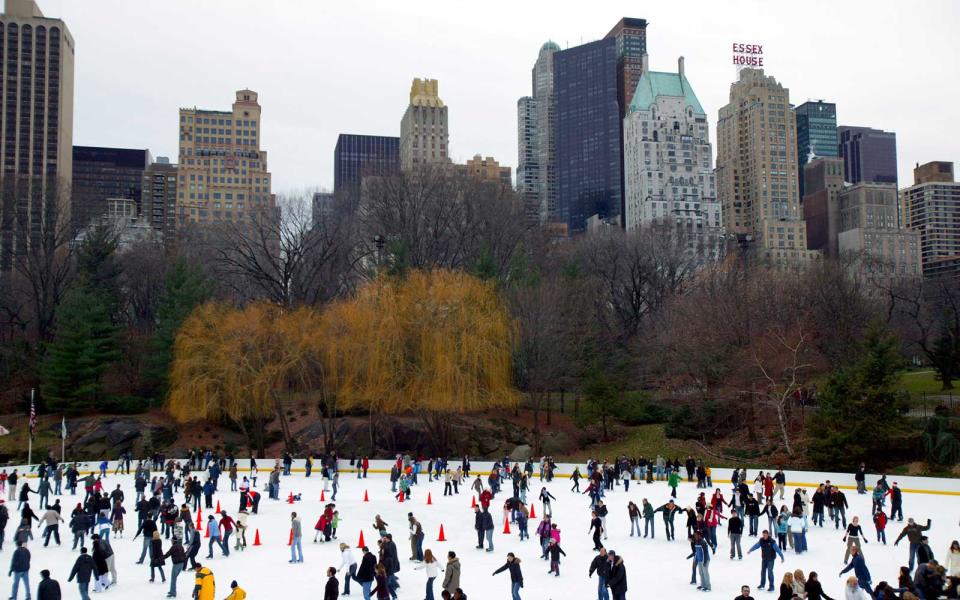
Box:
[843,576,871,600]
[414,549,443,600]
[946,540,960,578]
[337,543,358,596]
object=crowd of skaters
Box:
[0,451,957,599]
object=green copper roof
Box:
[628,71,705,116]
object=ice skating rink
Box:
[3,462,959,599]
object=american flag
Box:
[28,391,36,440]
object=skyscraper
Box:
[604,17,648,119]
[554,37,622,232]
[517,41,559,225]
[333,134,399,199]
[176,89,275,227]
[71,146,150,230]
[838,125,898,186]
[142,157,177,244]
[837,182,921,281]
[801,156,845,256]
[901,161,960,278]
[794,100,837,197]
[456,155,511,187]
[623,57,720,245]
[399,78,448,171]
[0,0,74,271]
[716,68,818,263]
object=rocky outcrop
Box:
[68,418,178,459]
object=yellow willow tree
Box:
[168,301,295,457]
[333,269,518,454]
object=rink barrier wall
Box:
[9,459,960,496]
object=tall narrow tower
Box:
[399,78,448,171]
[716,68,818,264]
[0,0,75,271]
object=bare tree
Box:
[204,195,360,306]
[358,166,532,281]
[575,223,700,340]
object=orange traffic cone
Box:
[437,524,446,542]
[196,512,202,530]
[215,500,221,513]
[205,522,211,538]
[502,517,511,534]
[357,530,366,548]
[363,490,369,502]
[398,492,405,503]
[253,529,261,546]
[288,528,293,546]
[426,493,432,505]
[470,496,477,508]
[320,489,325,502]
[529,503,536,519]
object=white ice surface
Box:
[1,466,958,600]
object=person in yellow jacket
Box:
[224,580,246,600]
[192,563,215,600]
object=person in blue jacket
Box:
[838,545,872,595]
[747,530,784,592]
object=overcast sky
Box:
[42,0,960,195]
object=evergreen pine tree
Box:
[808,324,909,468]
[145,258,210,399]
[41,284,121,413]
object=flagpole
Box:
[61,416,66,464]
[28,388,33,469]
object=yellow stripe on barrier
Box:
[23,466,960,496]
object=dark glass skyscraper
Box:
[795,100,837,197]
[554,38,622,233]
[334,134,399,198]
[837,125,898,186]
[72,146,150,230]
[604,17,648,120]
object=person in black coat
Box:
[37,569,61,600]
[90,535,110,592]
[324,566,340,600]
[149,531,166,583]
[354,546,377,597]
[68,547,95,599]
[186,528,202,569]
[492,553,523,598]
[608,550,627,600]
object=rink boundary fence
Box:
[15,465,960,497]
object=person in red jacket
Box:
[479,489,493,511]
[219,511,236,556]
[873,511,887,544]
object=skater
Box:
[627,501,641,537]
[838,545,872,596]
[442,551,461,596]
[408,513,424,562]
[414,549,441,600]
[608,550,627,600]
[164,535,187,598]
[687,533,711,591]
[324,567,340,600]
[337,543,357,596]
[872,510,887,544]
[842,516,867,563]
[539,487,555,517]
[492,553,523,600]
[893,517,931,571]
[747,530,785,593]
[729,510,744,559]
[546,538,566,577]
[191,563,215,600]
[474,506,494,552]
[68,547,95,600]
[290,512,304,563]
[642,499,655,538]
[354,546,376,600]
[149,531,167,583]
[588,547,610,600]
[589,511,603,551]
[654,500,680,541]
[804,571,834,600]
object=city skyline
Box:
[42,0,960,194]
